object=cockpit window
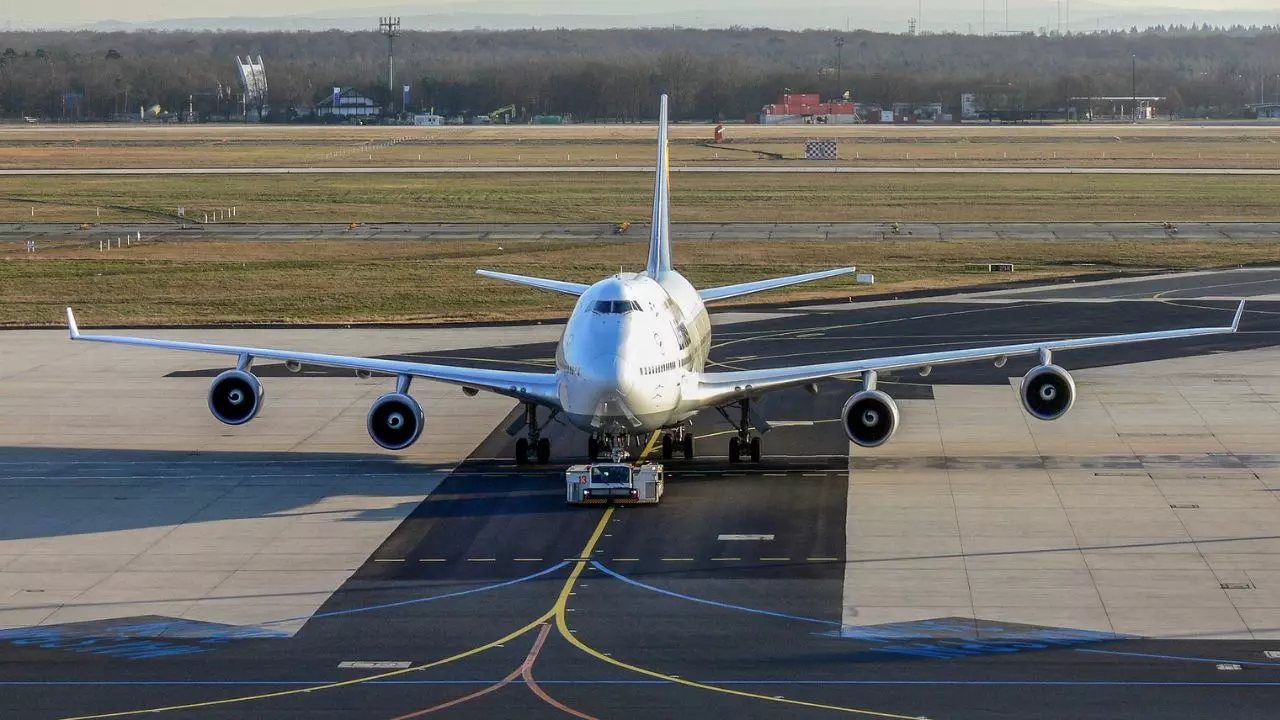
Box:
[592,300,640,314]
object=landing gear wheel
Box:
[536,437,551,464]
[728,436,741,464]
[661,434,674,460]
[749,436,761,463]
[587,436,599,462]
[682,433,694,460]
[515,438,529,465]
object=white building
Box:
[315,89,382,118]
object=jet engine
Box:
[208,369,263,425]
[1020,364,1076,421]
[367,392,424,450]
[842,389,899,448]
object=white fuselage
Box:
[556,271,711,435]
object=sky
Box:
[2,0,1275,28]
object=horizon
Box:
[4,0,1277,34]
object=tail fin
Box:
[645,94,672,278]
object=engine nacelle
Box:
[842,390,899,448]
[1020,364,1076,421]
[367,393,424,450]
[208,369,263,425]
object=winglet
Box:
[1232,300,1246,331]
[66,307,79,339]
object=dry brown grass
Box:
[1,173,1277,224]
[2,237,1275,326]
[3,123,1280,169]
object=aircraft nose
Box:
[587,353,633,394]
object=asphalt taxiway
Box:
[3,270,1280,719]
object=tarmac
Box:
[7,220,1280,243]
[3,269,1280,718]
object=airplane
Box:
[67,94,1245,466]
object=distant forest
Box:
[0,26,1278,121]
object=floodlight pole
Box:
[1131,53,1136,123]
[834,36,845,98]
[379,17,401,116]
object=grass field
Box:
[3,237,1276,326]
[2,173,1278,224]
[3,123,1280,169]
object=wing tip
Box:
[1232,300,1246,331]
[66,307,79,339]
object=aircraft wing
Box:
[698,267,856,303]
[66,309,561,407]
[689,301,1245,406]
[476,270,589,297]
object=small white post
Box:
[204,212,208,224]
[117,237,122,248]
[126,236,130,246]
[137,231,141,242]
[96,207,100,217]
[99,239,103,251]
[30,207,34,216]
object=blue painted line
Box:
[264,560,570,625]
[0,563,569,661]
[6,679,1280,687]
[590,561,840,626]
[1075,648,1280,668]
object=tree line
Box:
[0,26,1277,122]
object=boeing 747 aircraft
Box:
[67,95,1244,465]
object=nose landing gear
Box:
[660,423,694,460]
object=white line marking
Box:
[718,534,775,541]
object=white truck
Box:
[565,463,664,505]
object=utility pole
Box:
[379,17,401,116]
[834,35,845,97]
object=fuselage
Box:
[556,271,711,434]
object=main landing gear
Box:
[721,398,762,463]
[515,403,552,465]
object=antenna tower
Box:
[379,17,401,114]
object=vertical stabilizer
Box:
[645,94,672,277]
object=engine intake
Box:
[367,393,424,450]
[842,390,899,448]
[208,369,263,425]
[1020,364,1076,421]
